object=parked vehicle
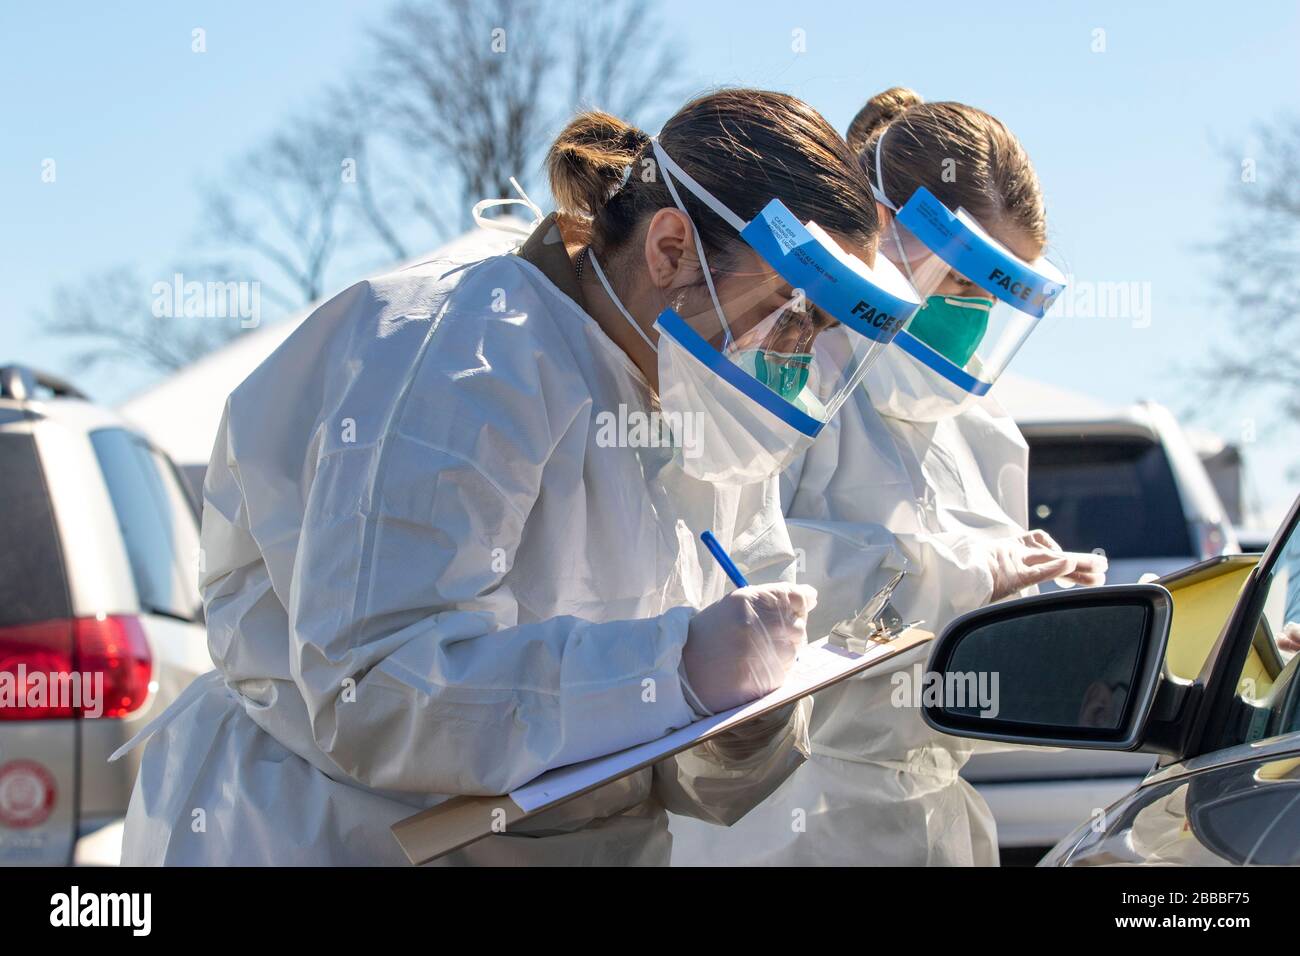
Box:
[1236,528,1274,554]
[1023,401,1238,581]
[963,401,1240,851]
[0,366,211,865]
[925,491,1300,866]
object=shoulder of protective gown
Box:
[385,255,597,456]
[227,254,597,487]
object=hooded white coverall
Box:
[670,370,1028,865]
[119,221,807,865]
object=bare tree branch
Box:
[36,0,688,378]
[198,109,351,305]
[369,0,685,230]
[1202,115,1300,422]
[41,264,261,373]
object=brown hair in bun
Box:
[547,89,879,269]
[849,86,1047,249]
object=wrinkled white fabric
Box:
[119,246,809,866]
[670,361,1031,865]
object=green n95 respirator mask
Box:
[906,295,993,367]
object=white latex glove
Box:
[1278,622,1300,653]
[986,529,1108,601]
[681,583,817,714]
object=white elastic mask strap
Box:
[888,214,919,289]
[871,126,899,213]
[649,139,748,233]
[471,177,545,236]
[651,138,738,346]
[588,251,658,353]
[871,129,918,289]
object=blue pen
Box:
[700,529,749,589]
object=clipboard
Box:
[390,627,931,864]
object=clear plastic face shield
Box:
[871,130,1066,408]
[589,138,920,482]
[645,139,920,438]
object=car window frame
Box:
[1188,493,1300,758]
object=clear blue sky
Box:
[3,1,1298,522]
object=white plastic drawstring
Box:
[650,137,736,347]
[888,217,918,289]
[108,669,228,762]
[587,249,658,353]
[471,177,545,237]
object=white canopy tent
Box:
[993,370,1111,423]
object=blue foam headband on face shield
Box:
[740,199,917,343]
[894,186,1065,318]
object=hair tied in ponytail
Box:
[611,162,635,200]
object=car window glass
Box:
[149,447,203,583]
[1209,515,1300,750]
[1028,437,1194,559]
[1262,532,1300,653]
[90,428,201,621]
[0,432,70,625]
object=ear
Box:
[642,207,697,291]
[874,200,891,225]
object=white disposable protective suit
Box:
[670,358,1029,865]
[118,221,808,866]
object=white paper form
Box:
[509,635,908,812]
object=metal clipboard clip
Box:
[828,570,924,652]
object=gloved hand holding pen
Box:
[681,583,818,715]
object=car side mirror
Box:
[922,584,1173,750]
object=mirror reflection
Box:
[945,604,1148,730]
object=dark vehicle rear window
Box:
[0,432,71,625]
[1027,436,1195,559]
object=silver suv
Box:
[0,366,211,865]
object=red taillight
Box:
[0,619,74,720]
[0,615,152,721]
[75,615,153,718]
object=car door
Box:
[1044,496,1300,866]
[79,428,212,835]
[84,427,211,704]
